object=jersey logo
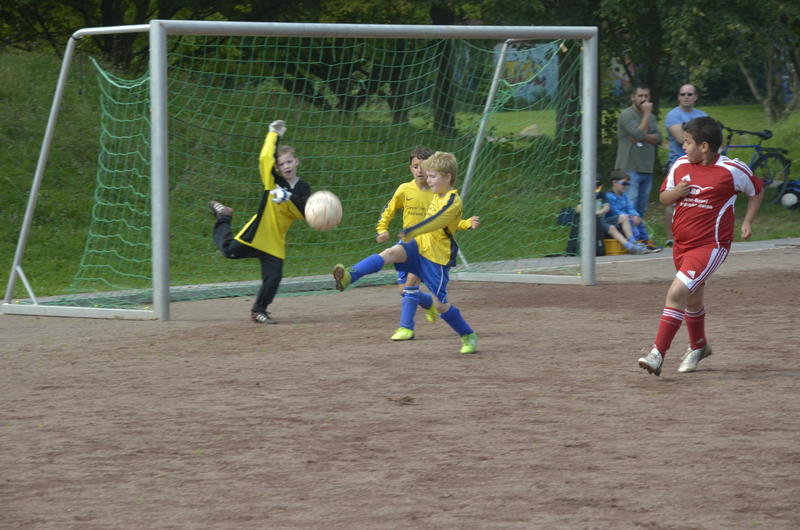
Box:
[687,270,696,278]
[688,184,714,195]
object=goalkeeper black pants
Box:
[213,218,284,312]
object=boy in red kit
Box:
[638,117,763,376]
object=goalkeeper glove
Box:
[269,186,292,203]
[269,120,286,136]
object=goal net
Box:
[3,22,597,320]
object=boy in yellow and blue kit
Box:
[334,151,478,354]
[376,147,479,341]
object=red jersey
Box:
[661,154,762,248]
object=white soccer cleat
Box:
[678,343,712,373]
[638,347,663,376]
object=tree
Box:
[670,0,799,123]
[0,1,295,70]
[599,0,681,112]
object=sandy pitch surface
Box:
[2,240,799,529]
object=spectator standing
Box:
[662,84,708,247]
[615,85,662,219]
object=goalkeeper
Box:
[207,120,311,324]
[334,151,478,354]
[376,146,479,341]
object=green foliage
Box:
[1,49,101,295]
[2,46,799,303]
[1,37,583,303]
[646,0,800,121]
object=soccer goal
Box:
[3,21,598,320]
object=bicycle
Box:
[717,121,792,203]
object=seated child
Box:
[604,170,661,252]
[572,178,648,255]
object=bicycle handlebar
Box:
[716,120,773,141]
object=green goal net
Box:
[4,23,597,319]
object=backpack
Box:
[561,209,605,256]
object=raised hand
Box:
[269,120,286,136]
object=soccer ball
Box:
[780,191,799,209]
[304,190,343,231]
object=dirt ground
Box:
[2,240,799,529]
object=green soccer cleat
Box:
[332,264,351,291]
[459,332,478,354]
[390,327,415,341]
[424,305,439,323]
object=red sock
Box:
[654,307,684,356]
[684,307,706,350]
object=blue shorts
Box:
[394,240,450,303]
[396,270,408,285]
[393,239,408,284]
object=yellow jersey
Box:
[234,131,305,259]
[400,189,463,266]
[377,180,472,238]
[376,180,432,235]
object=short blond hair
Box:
[277,145,297,159]
[421,151,458,185]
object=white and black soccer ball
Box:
[780,191,799,209]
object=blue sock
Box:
[399,287,419,329]
[418,292,433,310]
[440,305,473,336]
[350,254,385,283]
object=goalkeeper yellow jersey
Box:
[234,130,305,259]
[400,189,463,267]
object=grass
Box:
[1,49,798,300]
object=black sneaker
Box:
[640,240,663,253]
[208,201,233,218]
[251,311,277,324]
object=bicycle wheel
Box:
[751,153,791,202]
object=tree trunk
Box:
[555,44,581,157]
[430,2,457,137]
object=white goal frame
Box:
[3,21,598,321]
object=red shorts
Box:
[672,243,730,292]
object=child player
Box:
[638,117,763,376]
[376,147,479,341]
[333,151,478,354]
[207,120,311,324]
[604,170,659,252]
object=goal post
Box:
[3,21,598,321]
